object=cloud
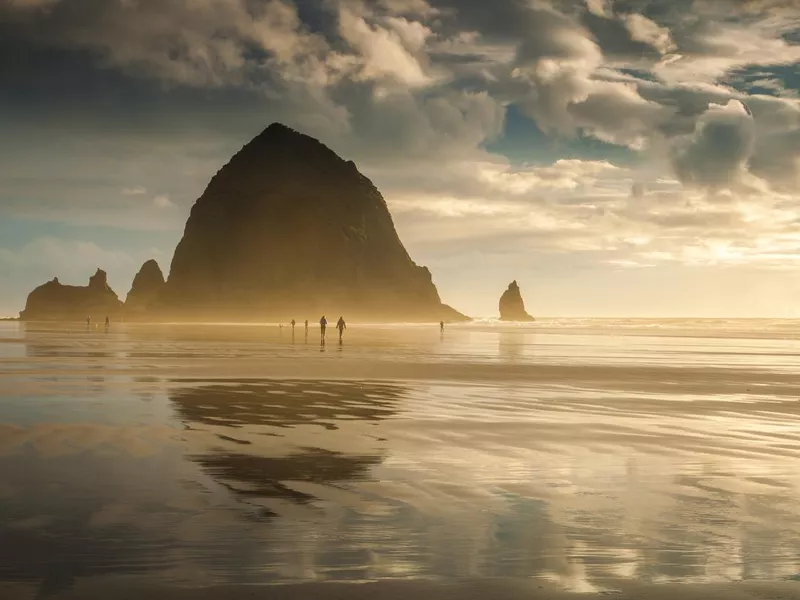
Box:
[585,0,610,18]
[337,5,432,87]
[623,14,676,55]
[152,193,174,209]
[746,94,800,190]
[2,0,795,166]
[670,99,756,189]
[122,186,147,196]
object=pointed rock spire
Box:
[499,280,534,322]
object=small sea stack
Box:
[498,280,535,322]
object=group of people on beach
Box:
[285,316,347,343]
[88,314,445,340]
[86,316,111,332]
[283,317,446,344]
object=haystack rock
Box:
[499,280,535,322]
[125,259,166,315]
[20,268,123,321]
[163,122,468,322]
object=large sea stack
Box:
[163,123,467,322]
[20,269,123,321]
[498,280,535,322]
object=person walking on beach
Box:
[440,320,444,333]
[336,316,346,343]
[304,319,308,333]
[86,316,91,329]
[291,319,296,331]
[104,316,110,332]
[319,316,327,339]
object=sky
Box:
[1,0,799,318]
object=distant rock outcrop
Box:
[499,281,534,322]
[125,259,166,315]
[20,269,123,321]
[163,122,467,322]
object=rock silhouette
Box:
[124,259,166,315]
[163,122,467,322]
[20,269,123,321]
[499,281,534,322]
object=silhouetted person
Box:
[304,319,308,332]
[440,320,444,333]
[320,316,327,339]
[104,316,110,331]
[86,316,91,329]
[291,319,296,330]
[336,317,346,342]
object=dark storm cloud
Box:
[670,100,755,188]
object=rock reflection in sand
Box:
[170,379,400,429]
[169,380,398,510]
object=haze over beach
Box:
[2,0,800,599]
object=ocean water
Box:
[1,319,800,595]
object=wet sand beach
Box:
[3,579,800,600]
[2,319,800,598]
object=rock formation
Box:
[162,122,467,322]
[125,259,166,315]
[20,269,123,321]
[498,280,535,322]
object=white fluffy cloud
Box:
[337,6,433,87]
[623,13,675,55]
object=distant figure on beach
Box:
[440,320,444,333]
[86,316,91,329]
[304,319,308,334]
[320,316,327,339]
[104,316,110,331]
[291,319,296,330]
[336,316,346,342]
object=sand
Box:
[2,319,800,598]
[3,579,800,600]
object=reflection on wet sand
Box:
[6,321,800,597]
[498,331,525,361]
[170,380,401,510]
[0,451,184,596]
[194,449,382,509]
[169,379,401,429]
